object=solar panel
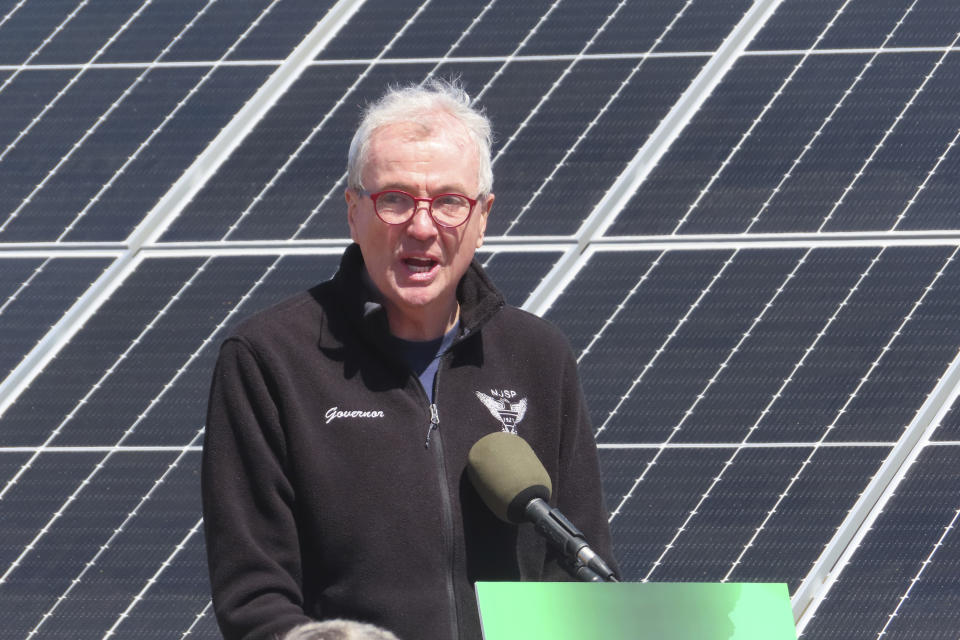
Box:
[2,1,960,638]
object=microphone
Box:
[467,431,618,582]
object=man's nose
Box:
[407,202,438,238]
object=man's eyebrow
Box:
[376,183,472,195]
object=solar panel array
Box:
[2,0,959,638]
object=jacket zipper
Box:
[422,358,460,640]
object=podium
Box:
[475,582,797,639]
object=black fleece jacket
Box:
[202,244,616,640]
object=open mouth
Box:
[403,257,438,274]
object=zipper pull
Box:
[424,403,440,448]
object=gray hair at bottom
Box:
[345,77,494,196]
[280,619,401,640]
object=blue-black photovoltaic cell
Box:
[155,0,304,62]
[490,56,702,237]
[19,454,204,638]
[587,250,809,443]
[225,0,337,61]
[592,0,752,54]
[158,62,380,242]
[2,451,195,639]
[0,1,76,65]
[747,0,853,51]
[0,257,112,381]
[723,446,889,589]
[115,532,214,639]
[27,1,149,66]
[600,446,729,580]
[605,53,799,236]
[0,69,73,152]
[933,397,960,442]
[0,66,270,242]
[801,445,960,640]
[756,246,956,443]
[0,258,207,448]
[752,53,960,235]
[548,247,960,447]
[599,445,886,587]
[479,251,560,309]
[96,0,217,63]
[547,249,733,437]
[607,51,960,236]
[752,0,960,51]
[321,0,550,60]
[820,57,960,232]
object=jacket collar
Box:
[333,243,505,344]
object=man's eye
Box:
[380,193,409,205]
[436,195,464,207]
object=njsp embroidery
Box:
[475,390,527,434]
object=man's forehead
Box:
[371,112,471,146]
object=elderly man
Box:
[202,79,615,640]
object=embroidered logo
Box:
[324,407,385,424]
[475,389,527,434]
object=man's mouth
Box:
[403,257,438,274]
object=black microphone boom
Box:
[467,432,618,582]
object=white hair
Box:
[346,78,494,196]
[280,619,401,640]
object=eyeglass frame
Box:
[358,188,480,229]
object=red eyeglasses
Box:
[362,189,478,228]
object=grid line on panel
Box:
[102,516,205,640]
[138,0,362,247]
[3,0,220,240]
[895,126,960,230]
[64,0,283,243]
[181,600,214,639]
[819,30,960,233]
[230,0,440,241]
[637,248,813,581]
[597,251,737,441]
[471,0,563,105]
[576,251,666,365]
[0,257,215,502]
[795,343,960,630]
[0,1,88,91]
[598,442,894,449]
[725,245,960,583]
[22,430,204,640]
[672,0,854,235]
[0,0,151,166]
[0,2,28,31]
[0,257,50,318]
[524,0,783,315]
[0,255,283,586]
[747,0,922,234]
[11,46,960,73]
[494,0,693,238]
[874,505,960,640]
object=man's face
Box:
[346,116,492,338]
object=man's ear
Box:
[475,193,493,249]
[345,188,360,243]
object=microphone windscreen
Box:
[467,432,552,523]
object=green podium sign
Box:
[475,582,797,640]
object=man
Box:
[202,79,615,640]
